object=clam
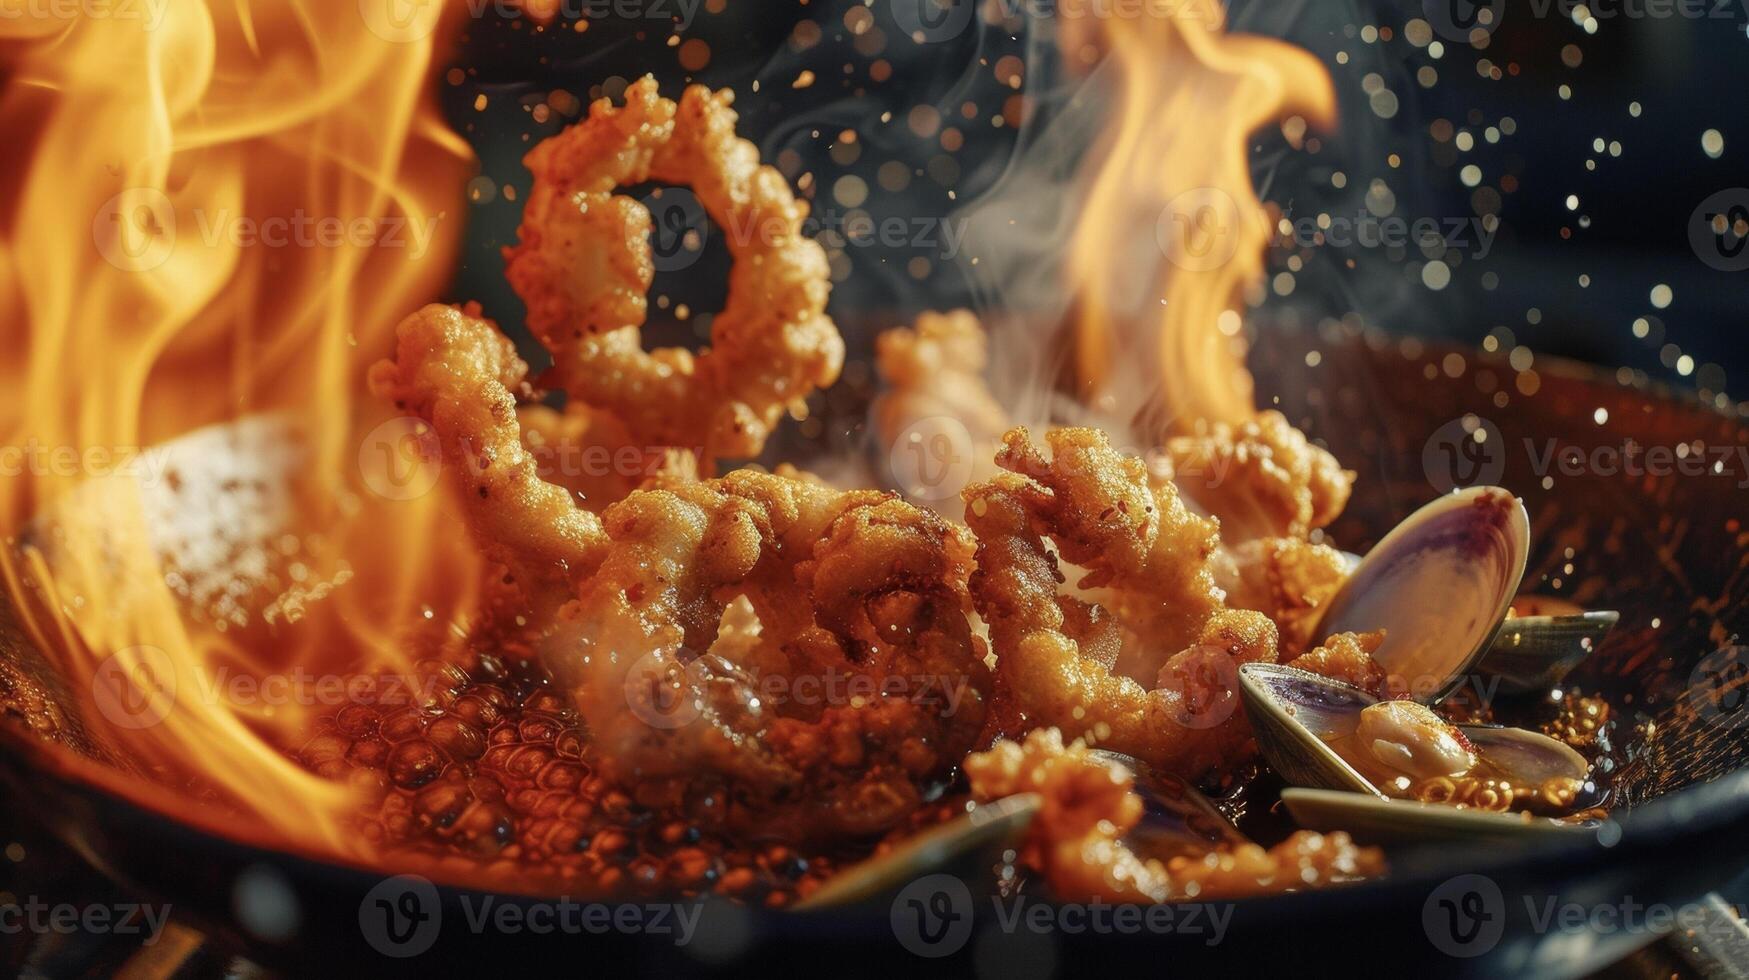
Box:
[1239,663,1597,838]
[1089,750,1250,859]
[1314,487,1616,702]
[1313,486,1530,703]
[1487,597,1620,694]
[795,793,1041,907]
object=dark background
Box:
[440,0,1748,407]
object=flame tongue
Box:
[1065,1,1335,429]
[0,4,474,856]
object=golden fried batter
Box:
[965,729,1384,902]
[1165,410,1353,541]
[963,428,1263,774]
[872,310,1012,519]
[1215,537,1351,656]
[1287,630,1388,697]
[505,76,843,463]
[555,471,992,843]
[368,303,609,592]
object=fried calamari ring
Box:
[505,75,843,463]
[1165,410,1353,541]
[556,472,992,842]
[368,303,609,592]
[965,729,1384,902]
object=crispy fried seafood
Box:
[1165,410,1354,542]
[966,729,1384,902]
[557,473,991,843]
[376,309,992,843]
[872,310,1010,518]
[962,427,1382,775]
[504,76,842,463]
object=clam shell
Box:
[1089,750,1250,858]
[794,794,1040,908]
[1280,788,1598,843]
[1314,487,1531,704]
[1240,663,1590,812]
[1481,608,1620,694]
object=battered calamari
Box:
[966,729,1384,902]
[962,427,1382,775]
[373,311,988,843]
[556,472,992,842]
[504,76,843,465]
[1165,410,1354,541]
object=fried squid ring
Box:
[505,75,844,463]
[555,472,992,843]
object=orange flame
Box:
[0,2,476,859]
[1063,0,1334,428]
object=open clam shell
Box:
[1314,487,1531,704]
[1279,789,1596,842]
[794,793,1041,908]
[1239,663,1595,838]
[1483,598,1620,694]
[1089,750,1250,858]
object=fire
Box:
[0,2,476,859]
[1063,0,1335,429]
[0,1,1338,873]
